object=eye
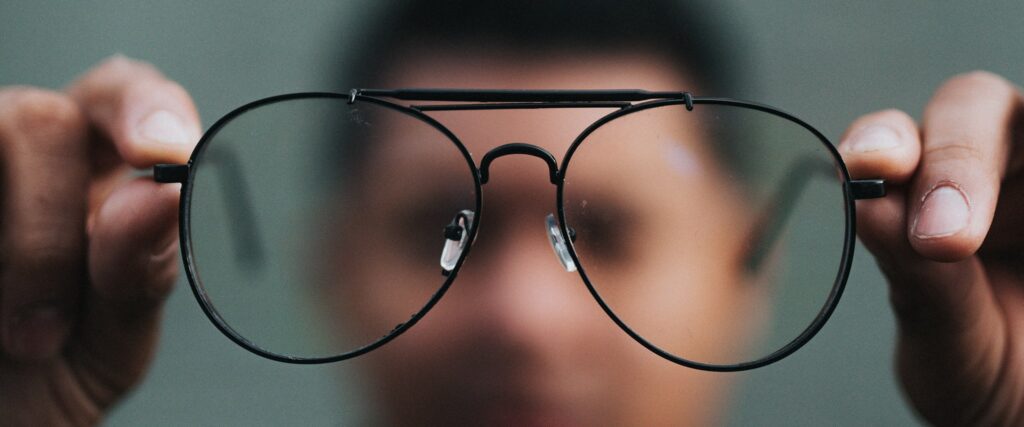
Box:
[567,198,640,268]
[382,187,476,266]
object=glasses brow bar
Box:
[354,88,691,103]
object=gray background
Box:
[3,1,1023,425]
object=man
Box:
[1,1,1022,425]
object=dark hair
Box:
[327,0,752,182]
[344,0,745,95]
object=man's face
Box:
[326,48,756,426]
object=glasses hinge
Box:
[848,179,886,199]
[154,164,190,183]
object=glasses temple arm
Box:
[154,145,265,270]
[742,157,885,273]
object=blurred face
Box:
[325,48,756,426]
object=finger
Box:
[842,108,922,253]
[857,186,1000,333]
[66,55,200,168]
[911,71,1020,261]
[839,108,922,183]
[68,177,179,400]
[88,178,179,304]
[891,258,1008,427]
[984,171,1024,253]
[856,184,1009,426]
[851,73,1022,425]
[0,87,89,360]
[980,108,1024,253]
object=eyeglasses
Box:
[154,89,885,371]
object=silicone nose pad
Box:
[546,213,577,272]
[440,210,475,274]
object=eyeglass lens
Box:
[185,96,848,367]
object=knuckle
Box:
[923,141,985,163]
[6,230,83,273]
[920,141,1002,183]
[0,87,84,133]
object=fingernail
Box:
[913,183,970,239]
[138,110,193,145]
[844,125,901,153]
[9,304,70,359]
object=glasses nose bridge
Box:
[478,142,560,185]
[471,142,577,273]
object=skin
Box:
[327,50,755,426]
[0,52,1020,427]
[840,72,1024,426]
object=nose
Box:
[456,212,590,352]
[480,143,578,274]
[447,149,594,351]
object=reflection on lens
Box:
[561,102,848,367]
[188,96,477,360]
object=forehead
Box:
[378,46,694,90]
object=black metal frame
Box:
[154,88,885,371]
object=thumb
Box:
[857,185,1001,347]
[69,177,180,408]
[858,185,1010,426]
[840,109,1008,425]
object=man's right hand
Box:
[0,56,199,426]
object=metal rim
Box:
[178,92,483,364]
[175,90,860,370]
[556,97,857,371]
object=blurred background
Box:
[3,1,1023,425]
